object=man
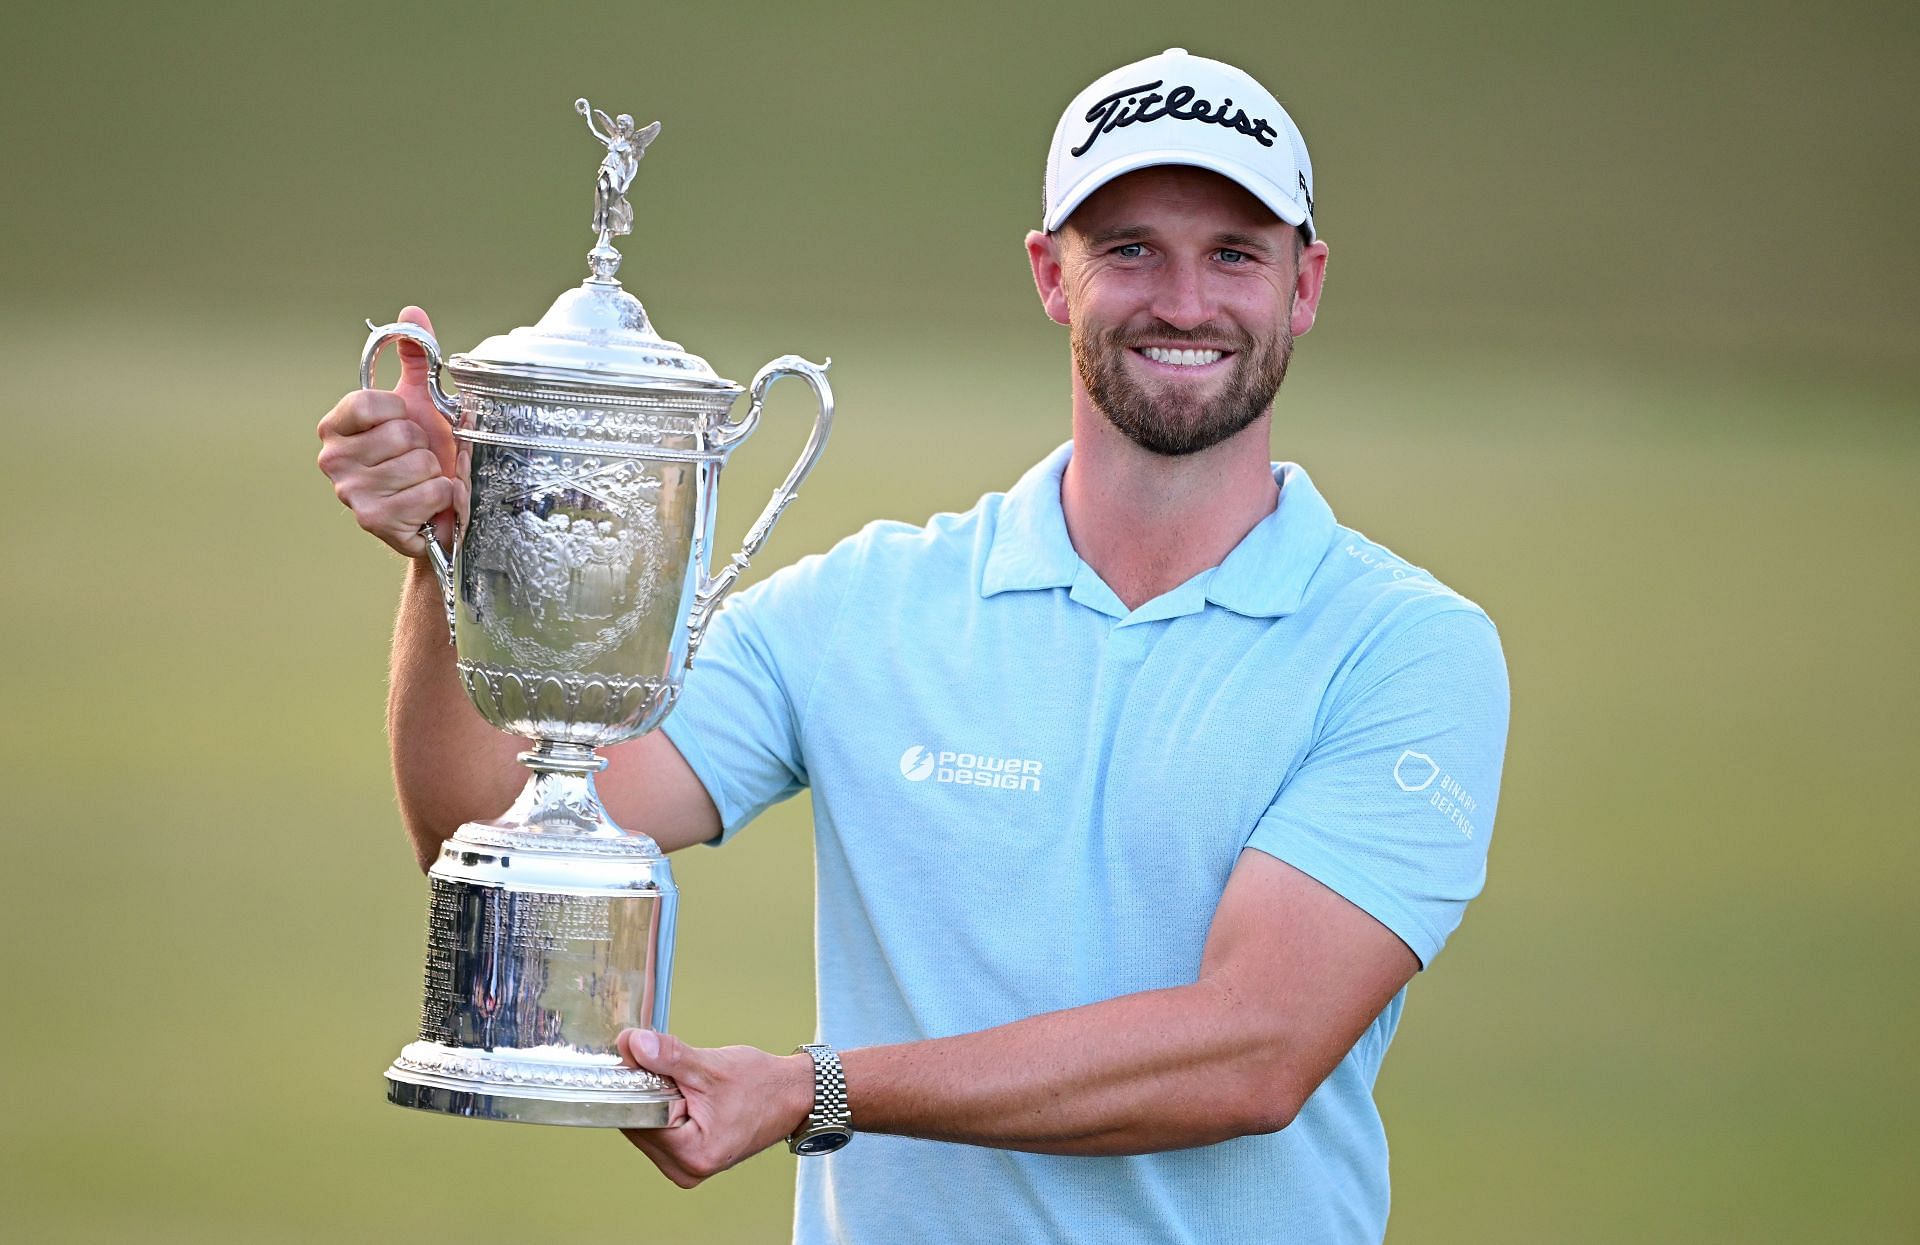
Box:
[318,48,1509,1244]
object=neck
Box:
[1060,377,1280,612]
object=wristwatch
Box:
[788,1042,853,1155]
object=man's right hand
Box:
[316,305,469,558]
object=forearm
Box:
[387,560,523,870]
[616,860,1415,1183]
[841,978,1301,1156]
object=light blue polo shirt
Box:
[662,443,1510,1245]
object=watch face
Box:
[795,1128,852,1156]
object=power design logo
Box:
[898,745,1043,793]
[899,746,936,782]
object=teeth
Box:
[1141,347,1224,367]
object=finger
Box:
[620,1029,707,1091]
[317,427,434,510]
[426,416,468,499]
[430,474,469,553]
[318,388,410,439]
[620,1028,665,1071]
[353,446,448,497]
[620,1127,702,1189]
[352,476,461,556]
[318,417,430,476]
[327,446,444,515]
[391,305,438,397]
[381,306,461,480]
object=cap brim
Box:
[1045,148,1313,239]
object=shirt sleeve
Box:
[659,534,868,843]
[1245,607,1511,968]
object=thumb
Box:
[391,304,439,398]
[621,1029,694,1081]
[388,305,459,479]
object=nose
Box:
[1148,255,1213,331]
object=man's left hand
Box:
[616,1029,815,1187]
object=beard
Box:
[1073,317,1294,457]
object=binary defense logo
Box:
[1393,750,1439,792]
[1393,749,1481,838]
[898,744,1043,793]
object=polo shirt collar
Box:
[980,443,1080,596]
[1205,462,1338,617]
[980,443,1339,619]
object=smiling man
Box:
[1053,173,1308,459]
[318,47,1509,1245]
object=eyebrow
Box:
[1078,225,1278,256]
[1082,225,1154,247]
[1211,231,1275,255]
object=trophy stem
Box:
[487,740,658,847]
[519,739,607,774]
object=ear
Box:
[1289,239,1330,337]
[1026,229,1071,326]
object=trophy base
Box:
[386,1042,687,1129]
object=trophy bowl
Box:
[364,99,832,1128]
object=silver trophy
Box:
[362,99,832,1128]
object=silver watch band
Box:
[789,1042,852,1155]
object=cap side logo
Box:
[1070,79,1280,159]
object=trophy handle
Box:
[360,320,462,643]
[686,355,834,659]
[360,320,461,423]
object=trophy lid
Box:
[450,101,738,396]
[456,280,734,393]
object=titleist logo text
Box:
[1071,79,1280,157]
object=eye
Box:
[1217,248,1247,264]
[1114,243,1146,259]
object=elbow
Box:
[1231,1095,1301,1138]
[1219,1060,1308,1137]
[395,793,460,874]
[403,817,450,875]
[1192,981,1316,1137]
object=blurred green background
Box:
[3,1,1914,1241]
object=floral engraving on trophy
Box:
[457,662,672,737]
[469,394,709,445]
[463,445,666,669]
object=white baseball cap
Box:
[1043,48,1315,239]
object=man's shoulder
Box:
[778,489,1009,587]
[1288,522,1509,732]
[1305,522,1499,642]
[736,490,1009,631]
